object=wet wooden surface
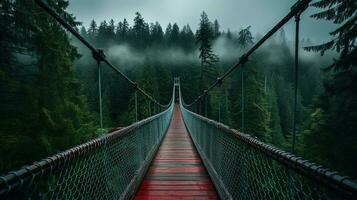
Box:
[134,105,218,200]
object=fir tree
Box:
[237,26,254,49]
[213,19,221,39]
[88,20,98,40]
[0,0,95,173]
[303,0,357,178]
[170,23,180,45]
[196,11,219,83]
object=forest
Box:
[0,0,356,180]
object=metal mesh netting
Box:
[0,101,174,200]
[179,99,357,200]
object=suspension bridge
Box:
[1,0,357,199]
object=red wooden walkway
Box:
[134,105,218,200]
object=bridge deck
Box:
[134,105,218,199]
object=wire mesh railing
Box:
[0,87,175,200]
[179,83,357,200]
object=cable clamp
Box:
[92,49,105,62]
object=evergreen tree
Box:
[267,86,285,145]
[237,26,254,49]
[165,23,173,43]
[226,29,233,40]
[228,26,271,142]
[108,19,116,41]
[180,24,196,51]
[196,11,219,82]
[79,26,88,41]
[132,12,149,47]
[88,20,98,40]
[116,18,129,42]
[170,23,180,45]
[0,0,95,173]
[97,20,109,45]
[213,19,221,38]
[150,22,164,44]
[303,0,357,178]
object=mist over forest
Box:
[1,0,356,183]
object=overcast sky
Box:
[68,0,336,42]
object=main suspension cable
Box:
[34,0,167,108]
[185,0,311,107]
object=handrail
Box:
[0,84,176,198]
[179,81,357,199]
[0,112,159,195]
[34,0,168,108]
[185,0,311,107]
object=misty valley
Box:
[0,0,356,199]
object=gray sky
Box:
[68,0,336,42]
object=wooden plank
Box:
[134,105,218,200]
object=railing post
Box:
[292,13,300,153]
[135,91,138,122]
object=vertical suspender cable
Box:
[97,61,104,134]
[183,0,311,109]
[292,13,300,153]
[33,0,166,112]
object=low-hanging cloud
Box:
[106,44,200,68]
[73,33,337,74]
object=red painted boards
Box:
[134,105,218,200]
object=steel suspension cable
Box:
[97,60,104,134]
[185,0,311,107]
[292,12,301,153]
[34,0,167,108]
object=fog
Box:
[73,33,336,75]
[107,44,200,68]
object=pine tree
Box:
[116,18,129,42]
[237,26,254,49]
[108,19,116,41]
[150,22,164,44]
[228,26,271,142]
[0,0,95,173]
[97,20,109,45]
[80,26,88,39]
[303,0,357,178]
[180,25,195,51]
[213,19,221,38]
[133,12,149,47]
[170,23,180,45]
[226,29,233,40]
[196,11,219,83]
[165,23,172,43]
[88,20,98,40]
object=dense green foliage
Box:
[0,0,95,173]
[303,0,357,178]
[0,0,355,180]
